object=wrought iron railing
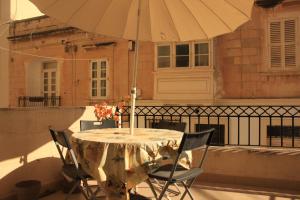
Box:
[18,96,61,107]
[122,105,300,148]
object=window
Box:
[269,18,297,69]
[176,43,190,67]
[90,59,108,98]
[195,43,209,67]
[42,62,58,106]
[42,62,57,98]
[156,41,211,69]
[157,44,171,68]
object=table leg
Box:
[105,180,130,200]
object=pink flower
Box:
[94,100,127,122]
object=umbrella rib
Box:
[198,0,233,32]
[65,0,90,24]
[162,0,181,41]
[122,0,138,40]
[223,0,252,18]
[40,0,60,12]
[180,0,209,39]
[147,0,153,41]
[91,0,115,35]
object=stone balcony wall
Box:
[1,107,300,199]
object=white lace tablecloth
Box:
[71,128,191,199]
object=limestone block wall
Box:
[215,6,300,99]
[9,17,155,107]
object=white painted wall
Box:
[25,61,42,96]
[0,0,43,108]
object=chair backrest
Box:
[80,120,116,131]
[49,129,79,168]
[168,128,215,180]
[157,120,186,132]
[178,128,215,153]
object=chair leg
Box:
[82,179,99,200]
[146,179,159,200]
[172,183,181,195]
[158,182,170,200]
[65,181,80,200]
[180,182,194,200]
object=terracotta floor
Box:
[40,182,300,200]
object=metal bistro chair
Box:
[80,120,116,131]
[49,129,100,200]
[154,120,187,196]
[147,128,215,200]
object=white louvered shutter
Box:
[270,21,282,68]
[284,19,296,68]
[269,19,297,69]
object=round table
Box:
[71,128,191,200]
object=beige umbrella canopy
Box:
[30,0,253,42]
[30,0,254,135]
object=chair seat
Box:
[62,164,91,180]
[148,164,203,183]
[129,192,151,200]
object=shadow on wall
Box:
[0,157,62,196]
[0,107,94,198]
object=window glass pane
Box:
[44,79,48,85]
[92,89,97,97]
[101,88,106,97]
[176,44,189,55]
[101,70,106,78]
[43,62,57,70]
[176,44,189,67]
[195,43,208,54]
[44,86,48,91]
[92,80,97,88]
[195,55,209,66]
[158,46,170,56]
[44,72,48,78]
[51,78,56,84]
[157,45,171,68]
[92,71,97,78]
[101,80,106,87]
[51,85,56,91]
[176,56,189,67]
[101,61,106,67]
[92,62,97,70]
[158,57,170,68]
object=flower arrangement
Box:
[94,97,129,127]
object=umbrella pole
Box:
[130,0,141,136]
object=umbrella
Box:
[29,0,254,135]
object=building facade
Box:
[7,1,300,108]
[0,0,42,108]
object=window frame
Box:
[156,43,172,68]
[267,16,299,71]
[175,42,191,68]
[41,61,58,97]
[90,58,109,99]
[155,40,212,70]
[193,42,210,67]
